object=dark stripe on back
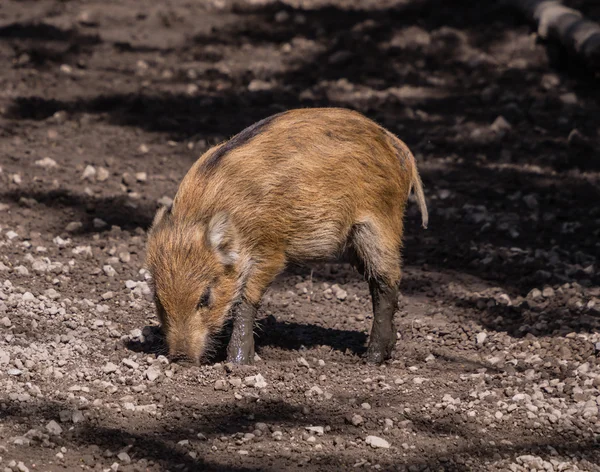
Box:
[201,112,285,171]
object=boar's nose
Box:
[168,352,199,366]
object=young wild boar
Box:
[146,107,428,365]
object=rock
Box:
[1,316,12,327]
[523,194,538,209]
[244,373,267,388]
[351,414,364,426]
[81,165,97,181]
[122,173,135,186]
[297,357,310,368]
[72,410,85,423]
[122,358,139,370]
[490,116,512,134]
[16,463,29,472]
[365,435,390,449]
[145,365,161,381]
[65,222,83,233]
[248,80,274,92]
[5,231,18,240]
[331,284,347,301]
[0,349,9,364]
[103,265,116,277]
[93,218,107,229]
[305,426,324,436]
[157,196,173,207]
[214,380,229,391]
[8,369,22,376]
[476,332,487,345]
[135,172,147,182]
[96,167,110,182]
[35,157,58,168]
[275,10,290,22]
[117,452,131,464]
[103,362,118,374]
[46,420,63,435]
[328,50,353,65]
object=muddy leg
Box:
[226,300,257,364]
[365,278,398,364]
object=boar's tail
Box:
[410,160,428,229]
[387,132,428,229]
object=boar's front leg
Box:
[227,300,257,364]
[365,278,398,364]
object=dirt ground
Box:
[0,0,599,471]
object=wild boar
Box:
[146,107,428,365]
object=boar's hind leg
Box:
[226,254,286,364]
[366,278,398,364]
[350,220,402,364]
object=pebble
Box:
[365,435,390,449]
[96,167,110,182]
[65,222,83,233]
[81,165,97,181]
[46,420,63,435]
[305,426,324,436]
[35,157,58,168]
[145,365,161,381]
[243,373,267,388]
[476,332,487,345]
[351,414,364,426]
[103,362,118,374]
[117,452,131,464]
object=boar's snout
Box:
[166,329,210,365]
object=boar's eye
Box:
[197,287,212,310]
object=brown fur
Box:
[146,107,428,362]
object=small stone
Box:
[93,218,107,229]
[1,316,12,327]
[35,157,58,168]
[103,265,116,277]
[117,452,131,464]
[157,196,173,207]
[8,369,22,376]
[145,365,161,381]
[365,435,390,449]
[214,380,229,391]
[96,167,110,182]
[476,332,487,345]
[103,362,118,374]
[297,357,310,368]
[135,172,147,182]
[81,165,97,181]
[351,414,364,426]
[5,231,18,240]
[122,359,139,370]
[72,410,85,423]
[247,80,274,92]
[65,222,83,233]
[243,373,267,388]
[361,402,371,410]
[16,463,29,472]
[305,426,324,436]
[46,420,63,435]
[490,116,512,134]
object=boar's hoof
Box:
[226,342,255,365]
[364,341,394,364]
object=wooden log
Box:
[509,0,600,70]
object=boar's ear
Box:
[150,204,172,231]
[207,212,239,266]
